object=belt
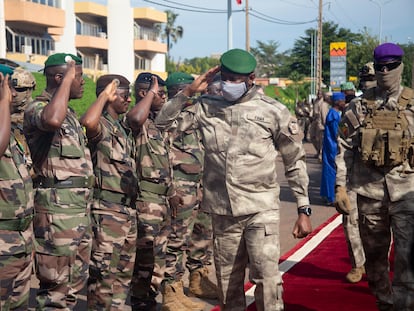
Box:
[93,189,134,206]
[0,215,33,231]
[37,176,95,189]
[139,180,173,196]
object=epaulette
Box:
[260,94,278,105]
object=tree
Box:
[250,40,284,78]
[290,21,364,86]
[158,10,183,57]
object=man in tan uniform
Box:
[156,48,312,311]
[335,43,414,311]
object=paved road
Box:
[28,142,338,310]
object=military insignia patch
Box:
[288,118,299,135]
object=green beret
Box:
[340,82,355,91]
[44,53,82,68]
[165,72,194,89]
[0,64,14,77]
[220,48,256,74]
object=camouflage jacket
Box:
[88,112,138,201]
[169,104,204,184]
[156,85,310,216]
[11,112,33,173]
[336,85,414,201]
[0,130,34,254]
[134,111,173,200]
[23,90,93,181]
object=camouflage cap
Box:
[134,72,165,86]
[0,64,14,77]
[359,62,375,77]
[220,48,257,75]
[44,53,82,68]
[340,82,355,91]
[374,43,404,63]
[96,74,130,97]
[11,68,36,89]
[165,72,194,89]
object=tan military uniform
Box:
[156,85,310,311]
[336,85,414,310]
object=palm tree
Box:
[159,10,183,57]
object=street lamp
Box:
[369,0,392,44]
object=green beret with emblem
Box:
[44,53,82,68]
[220,48,257,75]
[165,72,194,89]
[0,64,14,77]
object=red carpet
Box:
[211,214,383,311]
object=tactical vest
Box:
[359,87,414,167]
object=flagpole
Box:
[245,0,250,51]
[227,0,233,50]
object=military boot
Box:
[161,281,204,311]
[345,266,365,283]
[172,281,205,310]
[189,267,219,299]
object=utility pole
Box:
[316,0,323,93]
[245,0,250,52]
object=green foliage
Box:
[32,72,97,116]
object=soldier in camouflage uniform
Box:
[10,68,36,172]
[163,72,217,310]
[295,99,313,142]
[126,73,173,311]
[335,43,414,311]
[80,75,138,310]
[156,49,312,311]
[23,53,94,310]
[0,65,34,311]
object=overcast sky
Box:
[81,0,414,61]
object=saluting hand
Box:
[183,66,220,97]
[0,73,12,105]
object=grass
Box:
[32,72,97,116]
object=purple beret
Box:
[374,43,404,63]
[332,92,345,102]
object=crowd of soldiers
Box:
[0,42,413,311]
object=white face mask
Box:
[221,80,247,102]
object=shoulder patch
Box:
[288,118,299,135]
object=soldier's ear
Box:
[55,73,64,84]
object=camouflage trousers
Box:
[358,193,414,311]
[34,187,92,310]
[186,209,214,272]
[165,180,213,283]
[130,193,170,304]
[342,190,365,269]
[0,227,34,311]
[87,200,137,311]
[212,209,283,311]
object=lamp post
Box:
[369,0,392,43]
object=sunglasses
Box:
[117,91,131,101]
[374,61,401,72]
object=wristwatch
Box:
[298,206,312,216]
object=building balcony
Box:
[75,1,107,19]
[134,8,167,24]
[75,35,108,51]
[134,39,167,54]
[4,0,65,33]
